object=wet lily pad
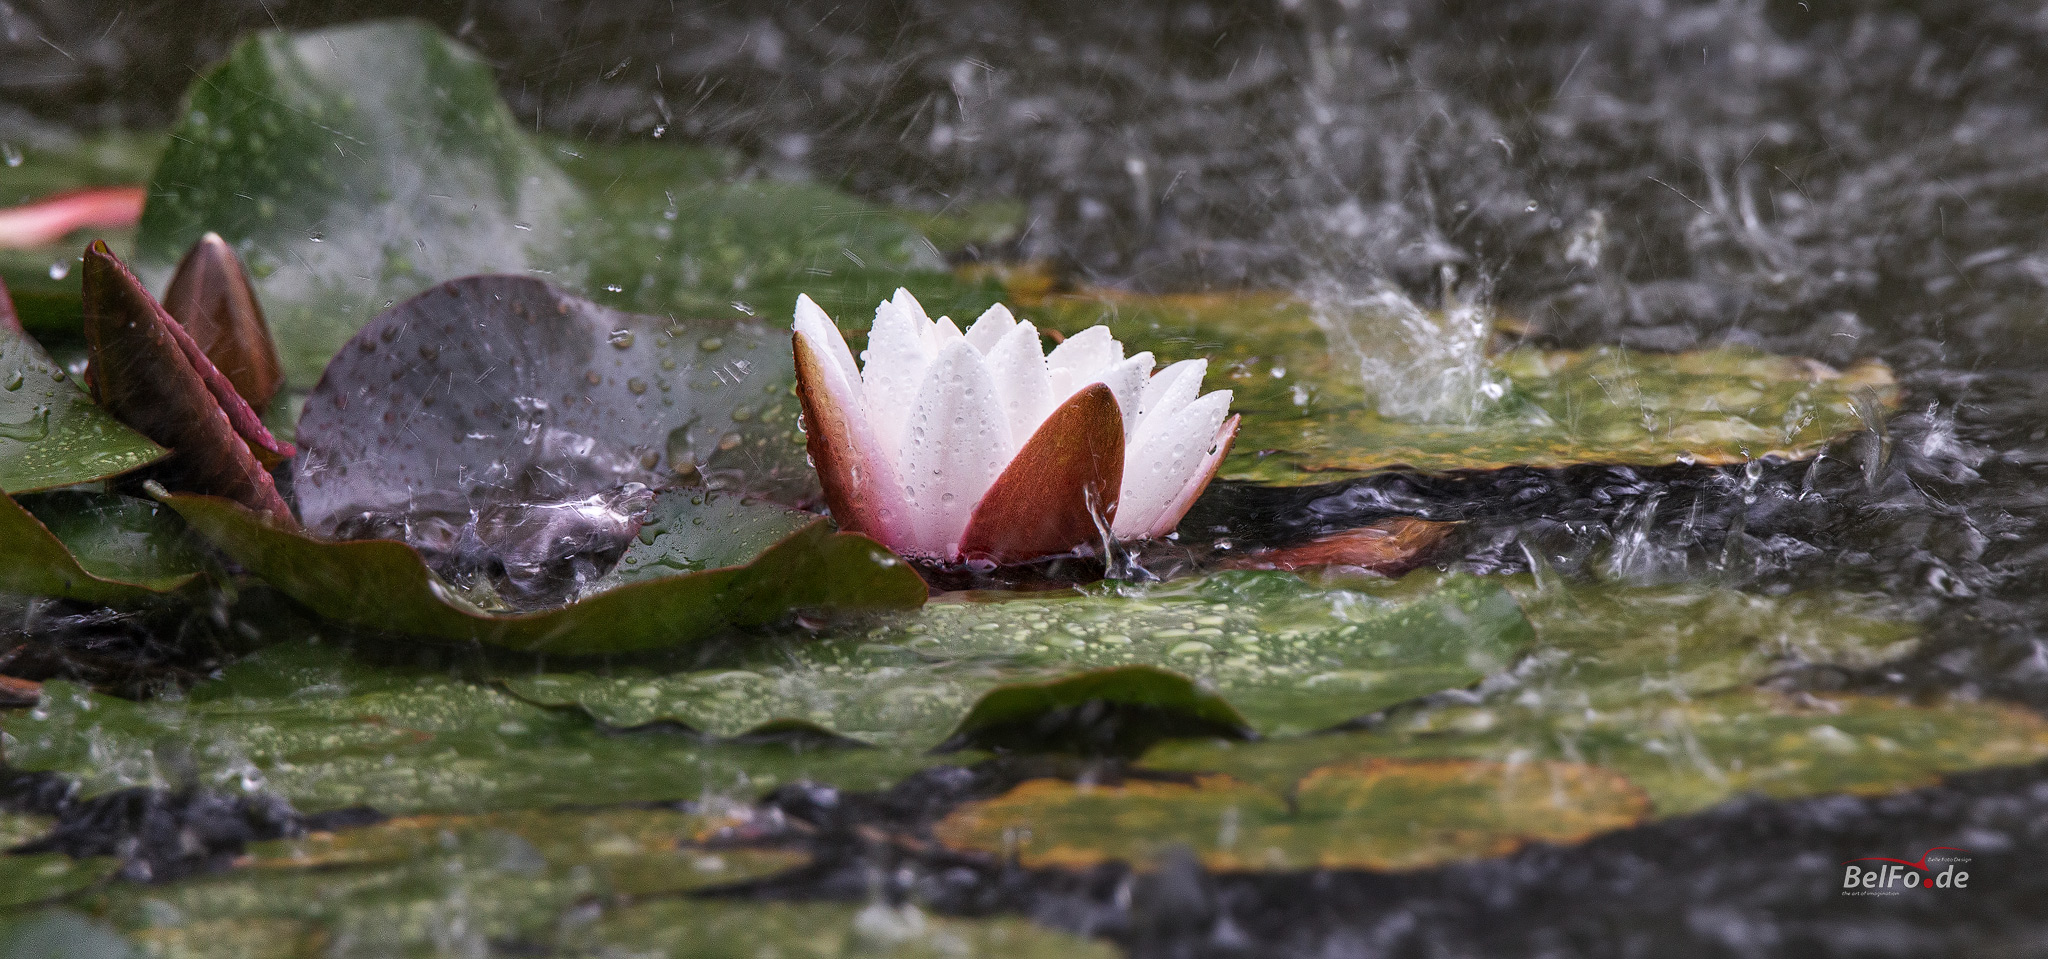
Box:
[1022,292,1898,483]
[559,901,1117,959]
[501,572,1532,750]
[292,275,817,537]
[933,758,1649,872]
[0,856,118,910]
[137,21,954,388]
[0,491,204,601]
[162,490,925,654]
[1141,580,2048,817]
[0,644,946,815]
[0,323,164,495]
[1145,691,2048,820]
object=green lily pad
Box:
[501,572,1532,750]
[933,758,1649,872]
[0,856,118,910]
[0,813,53,850]
[602,488,820,588]
[0,491,200,602]
[0,911,134,959]
[558,901,1117,959]
[0,644,948,815]
[1145,691,2048,820]
[0,326,163,494]
[137,21,955,389]
[162,490,925,654]
[1022,291,1898,483]
[291,276,816,538]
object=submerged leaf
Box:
[1220,518,1454,575]
[934,758,1649,872]
[0,490,204,601]
[501,573,1531,750]
[293,275,816,543]
[0,291,164,494]
[1023,292,1898,483]
[162,490,925,654]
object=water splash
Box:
[1304,279,1502,426]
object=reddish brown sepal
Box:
[793,330,893,541]
[163,232,285,412]
[82,241,297,526]
[1221,517,1453,577]
[958,383,1126,565]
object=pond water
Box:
[4,2,2048,956]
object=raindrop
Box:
[699,337,724,352]
[0,404,50,441]
[627,377,648,395]
[0,144,21,167]
[3,369,22,391]
[585,371,603,386]
[604,284,624,294]
[608,329,635,349]
[47,261,70,281]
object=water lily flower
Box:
[792,289,1238,565]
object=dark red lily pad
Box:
[292,275,814,544]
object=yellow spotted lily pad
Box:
[1021,291,1898,484]
[933,758,1648,872]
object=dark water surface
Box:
[8,1,2048,954]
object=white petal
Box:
[1113,390,1232,539]
[984,322,1057,449]
[1132,358,1206,444]
[934,315,965,344]
[891,287,931,326]
[862,295,936,459]
[964,302,1018,353]
[898,340,1015,559]
[1095,352,1154,439]
[794,294,859,385]
[1045,325,1123,397]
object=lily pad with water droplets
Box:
[0,491,205,601]
[0,321,164,495]
[1020,291,1898,484]
[135,21,959,392]
[0,643,947,815]
[160,490,926,655]
[1144,691,2048,821]
[293,275,817,537]
[500,572,1532,751]
[933,758,1649,872]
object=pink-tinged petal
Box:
[82,241,296,526]
[1134,359,1207,437]
[983,322,1057,451]
[964,302,1018,353]
[795,294,859,385]
[862,294,937,458]
[0,186,146,250]
[1113,390,1232,539]
[794,329,912,550]
[1141,412,1239,540]
[162,233,285,412]
[1218,518,1450,577]
[1095,352,1154,438]
[0,278,19,334]
[1045,325,1123,396]
[959,384,1125,565]
[899,340,1014,559]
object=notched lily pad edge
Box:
[157,489,928,654]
